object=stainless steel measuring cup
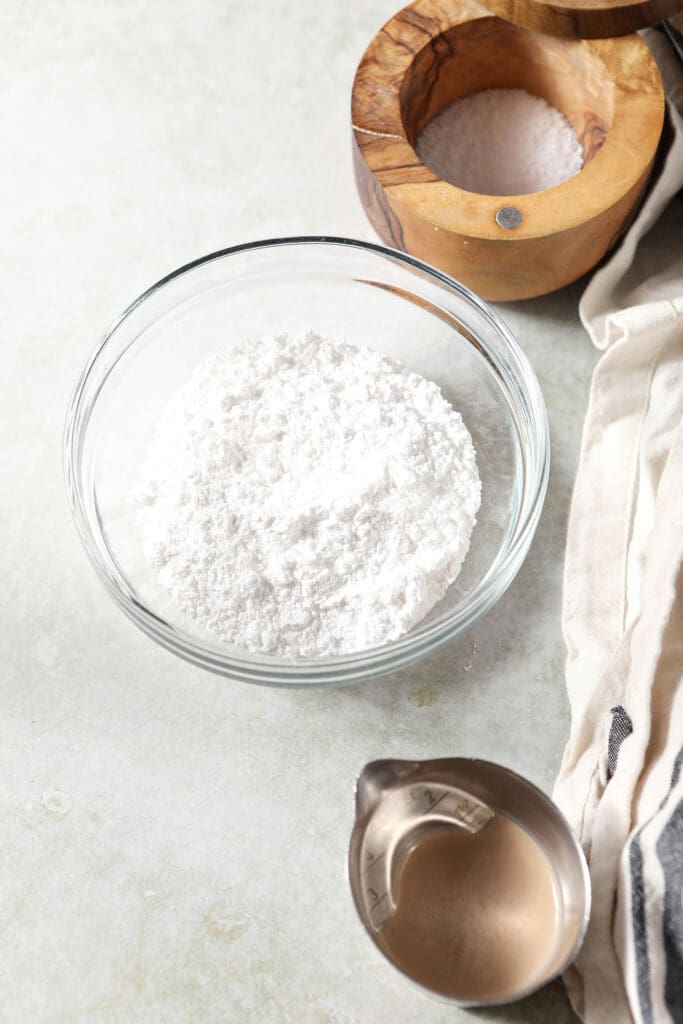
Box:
[348,758,591,1006]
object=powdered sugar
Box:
[134,333,481,657]
[416,88,583,196]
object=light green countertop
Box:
[7,1,661,1019]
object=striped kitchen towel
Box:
[553,27,683,1024]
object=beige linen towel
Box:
[553,28,683,1024]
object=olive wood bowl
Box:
[352,0,665,301]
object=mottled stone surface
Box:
[0,1,635,1020]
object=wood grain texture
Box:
[482,0,683,40]
[351,0,665,301]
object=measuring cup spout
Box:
[354,760,422,820]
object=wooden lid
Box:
[482,0,683,38]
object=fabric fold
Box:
[553,27,683,1024]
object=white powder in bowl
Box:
[134,333,481,658]
[416,88,584,196]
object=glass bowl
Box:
[64,237,549,687]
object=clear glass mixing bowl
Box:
[64,237,549,687]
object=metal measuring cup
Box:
[348,758,591,1006]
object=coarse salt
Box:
[416,88,584,196]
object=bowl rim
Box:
[64,235,550,686]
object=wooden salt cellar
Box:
[352,0,668,300]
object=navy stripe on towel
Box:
[608,705,634,778]
[658,750,683,1022]
[629,746,683,1024]
[630,837,653,1024]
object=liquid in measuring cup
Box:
[349,759,590,1006]
[377,816,560,1002]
